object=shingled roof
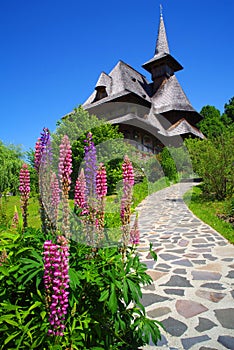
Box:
[83,61,151,108]
[155,12,169,55]
[167,118,205,139]
[151,75,197,114]
[81,9,204,142]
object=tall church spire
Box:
[142,7,183,89]
[155,5,169,55]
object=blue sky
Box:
[0,0,233,152]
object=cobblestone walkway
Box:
[138,182,234,350]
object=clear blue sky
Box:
[0,0,233,152]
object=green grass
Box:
[183,185,234,244]
[0,177,170,233]
[0,195,41,229]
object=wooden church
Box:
[82,9,204,153]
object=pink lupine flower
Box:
[96,163,107,243]
[50,172,60,231]
[122,155,134,186]
[84,132,97,199]
[74,168,87,214]
[19,163,30,199]
[43,235,69,336]
[121,156,134,247]
[58,135,72,238]
[96,163,107,198]
[58,135,72,191]
[19,163,30,230]
[129,214,140,245]
[12,205,19,228]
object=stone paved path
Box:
[138,182,234,350]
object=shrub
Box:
[160,147,178,182]
[186,132,234,200]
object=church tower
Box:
[81,6,204,152]
[142,7,202,127]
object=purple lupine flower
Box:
[19,163,30,230]
[35,128,53,234]
[43,235,69,337]
[50,172,60,231]
[120,156,134,247]
[84,132,97,199]
[129,214,140,245]
[58,135,72,238]
[74,168,87,215]
[34,128,51,172]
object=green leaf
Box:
[0,266,9,276]
[69,268,81,290]
[18,268,40,286]
[99,289,109,302]
[15,247,33,256]
[149,242,157,261]
[4,331,21,345]
[108,283,117,314]
[123,278,129,304]
[3,318,19,327]
[127,278,140,302]
[28,301,42,312]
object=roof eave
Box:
[142,54,183,73]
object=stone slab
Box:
[176,300,208,318]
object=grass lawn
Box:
[0,177,170,233]
[0,195,41,229]
[183,185,234,244]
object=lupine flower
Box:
[74,168,87,214]
[58,135,72,238]
[34,127,51,172]
[12,205,19,228]
[96,163,107,243]
[43,236,69,336]
[50,172,60,231]
[129,213,140,245]
[96,163,107,198]
[19,163,30,230]
[35,128,53,234]
[122,155,134,186]
[83,132,99,245]
[120,156,134,247]
[0,250,7,266]
[84,132,97,199]
[58,135,72,192]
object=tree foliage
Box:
[185,131,234,200]
[52,106,134,194]
[222,96,234,127]
[0,141,24,194]
[198,105,225,138]
[198,97,234,138]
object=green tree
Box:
[198,105,225,138]
[186,132,234,200]
[160,147,178,182]
[222,96,234,127]
[0,141,24,195]
[52,106,132,194]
